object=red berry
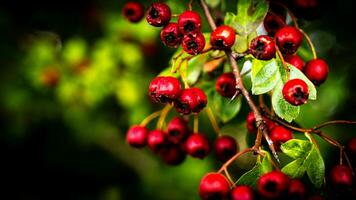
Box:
[166,117,190,144]
[149,76,182,104]
[230,185,255,200]
[182,33,206,55]
[246,112,275,134]
[215,72,237,98]
[147,130,167,153]
[249,35,276,60]
[347,137,356,155]
[264,12,286,36]
[210,25,236,50]
[160,23,183,48]
[146,2,171,27]
[270,126,293,151]
[282,79,309,106]
[214,135,238,162]
[178,11,202,35]
[160,145,186,165]
[126,125,148,148]
[185,134,210,159]
[257,171,290,199]
[330,165,353,187]
[288,179,306,199]
[175,87,207,115]
[303,58,329,86]
[199,173,230,200]
[122,2,144,23]
[285,54,305,71]
[275,26,303,55]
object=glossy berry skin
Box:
[122,2,144,23]
[285,54,305,71]
[210,25,236,50]
[264,12,286,36]
[175,87,207,115]
[178,11,202,35]
[214,135,238,162]
[182,33,206,55]
[199,173,230,200]
[330,165,353,187]
[185,134,210,159]
[160,23,183,48]
[166,117,189,144]
[215,72,237,98]
[288,179,306,199]
[160,145,186,166]
[230,185,255,200]
[270,126,293,151]
[126,125,148,148]
[249,35,276,60]
[147,130,167,153]
[303,58,329,86]
[149,76,182,104]
[347,137,356,155]
[275,26,303,55]
[257,171,290,199]
[146,2,171,27]
[246,111,276,134]
[282,79,309,106]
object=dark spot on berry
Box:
[293,87,307,103]
[214,39,225,49]
[256,41,266,52]
[193,101,206,113]
[159,95,171,103]
[149,8,159,19]
[283,42,295,52]
[187,40,198,50]
[184,21,196,32]
[164,33,176,43]
[205,193,223,200]
[125,8,135,16]
[193,149,206,158]
[264,181,277,193]
[169,130,180,137]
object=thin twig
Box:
[218,148,252,173]
[140,110,162,127]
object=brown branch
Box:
[218,148,252,173]
[313,120,356,130]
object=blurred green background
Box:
[0,0,355,199]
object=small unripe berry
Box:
[214,135,238,162]
[215,72,237,98]
[285,54,305,71]
[282,79,309,106]
[249,35,276,60]
[122,2,144,23]
[149,76,182,104]
[270,126,293,151]
[126,125,148,148]
[199,173,230,200]
[160,145,186,165]
[264,12,286,36]
[185,133,210,159]
[146,2,171,27]
[160,23,183,48]
[147,130,167,153]
[230,185,255,200]
[257,171,290,199]
[210,25,236,50]
[166,117,190,144]
[303,58,329,86]
[275,26,303,55]
[330,165,353,187]
[175,87,207,115]
[288,179,306,199]
[182,33,206,55]
[178,11,202,35]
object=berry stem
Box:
[276,47,290,79]
[140,110,162,127]
[194,114,199,133]
[300,29,318,59]
[305,132,321,153]
[217,148,252,173]
[223,168,235,185]
[156,104,173,130]
[313,120,356,130]
[188,0,194,11]
[206,107,221,136]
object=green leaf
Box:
[251,58,281,95]
[281,158,306,178]
[272,81,300,122]
[206,0,221,8]
[280,139,313,159]
[306,147,325,188]
[224,12,237,26]
[211,91,242,123]
[186,55,206,85]
[289,64,317,100]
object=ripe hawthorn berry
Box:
[182,33,206,55]
[178,11,202,35]
[330,165,353,187]
[270,126,293,151]
[246,111,276,134]
[166,117,190,144]
[288,179,306,199]
[249,35,276,60]
[160,22,183,48]
[215,72,237,98]
[146,2,171,27]
[159,145,186,166]
[214,135,238,162]
[149,76,182,104]
[199,173,230,200]
[147,130,167,153]
[210,25,236,50]
[230,185,255,200]
[275,26,303,55]
[303,58,329,86]
[175,87,207,115]
[285,54,305,71]
[257,171,290,199]
[264,12,286,36]
[282,79,309,106]
[185,133,210,159]
[126,125,148,148]
[122,2,144,23]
